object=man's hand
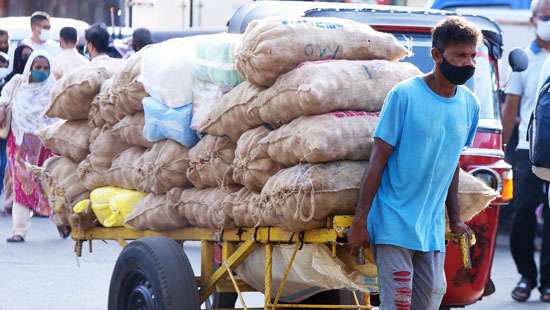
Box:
[449,221,474,239]
[348,217,370,257]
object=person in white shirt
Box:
[20,11,61,58]
[84,24,112,63]
[51,27,88,80]
[502,0,550,303]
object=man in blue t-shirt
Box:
[348,16,481,309]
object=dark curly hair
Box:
[432,16,482,52]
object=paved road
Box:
[1,216,550,310]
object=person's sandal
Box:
[56,225,71,239]
[6,235,24,243]
[541,287,550,302]
[512,278,535,302]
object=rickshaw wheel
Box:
[108,237,199,310]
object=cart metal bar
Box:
[199,238,258,303]
[264,243,273,308]
[264,304,371,309]
[201,241,215,286]
[71,226,339,244]
[272,242,301,309]
[223,261,248,310]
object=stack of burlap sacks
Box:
[37,16,497,236]
[125,16,498,233]
[38,52,194,231]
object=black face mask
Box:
[439,55,475,85]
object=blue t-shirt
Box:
[367,76,480,252]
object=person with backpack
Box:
[501,0,550,302]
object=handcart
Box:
[72,215,473,310]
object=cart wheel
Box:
[108,237,199,310]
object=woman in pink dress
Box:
[0,50,57,242]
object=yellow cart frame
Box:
[72,215,374,310]
[72,215,471,310]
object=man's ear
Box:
[432,47,443,65]
[531,15,537,27]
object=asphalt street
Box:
[1,216,549,310]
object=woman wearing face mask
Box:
[0,50,59,243]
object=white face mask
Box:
[39,29,51,42]
[0,68,9,79]
[537,20,550,41]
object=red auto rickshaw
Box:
[227,2,516,307]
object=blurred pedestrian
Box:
[21,11,61,58]
[0,29,9,54]
[126,27,152,58]
[85,24,112,63]
[502,0,550,302]
[0,50,57,243]
[51,26,89,80]
[0,52,9,85]
[3,45,32,88]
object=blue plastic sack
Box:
[143,97,200,148]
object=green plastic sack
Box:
[194,33,244,90]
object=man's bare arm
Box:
[348,138,394,255]
[355,138,394,220]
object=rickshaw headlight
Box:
[470,168,502,192]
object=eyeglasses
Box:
[538,15,550,22]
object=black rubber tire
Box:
[211,292,238,308]
[108,236,200,310]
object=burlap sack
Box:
[106,140,191,194]
[52,192,90,227]
[187,135,236,189]
[125,188,187,231]
[105,147,147,191]
[47,65,112,120]
[107,81,148,122]
[77,157,108,191]
[182,187,238,230]
[261,111,379,166]
[456,169,498,223]
[255,60,421,127]
[236,17,410,87]
[34,157,89,224]
[197,82,265,142]
[89,128,130,169]
[109,52,147,121]
[89,54,147,127]
[112,112,153,148]
[89,78,114,128]
[89,124,112,146]
[260,161,368,232]
[112,52,143,89]
[236,244,375,303]
[223,187,274,228]
[39,120,91,162]
[234,126,285,192]
[140,140,192,194]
